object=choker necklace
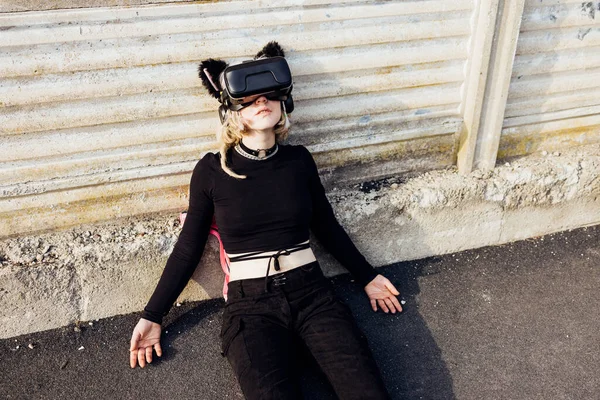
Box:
[235,140,278,161]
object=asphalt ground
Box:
[2,224,599,400]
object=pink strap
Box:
[179,212,231,301]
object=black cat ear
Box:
[198,58,228,99]
[254,41,285,59]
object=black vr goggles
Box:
[198,42,294,124]
[218,57,294,123]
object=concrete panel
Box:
[501,0,600,160]
[501,198,600,243]
[0,0,476,238]
[77,235,224,321]
[0,261,80,338]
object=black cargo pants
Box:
[220,260,391,400]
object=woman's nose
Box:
[254,96,267,105]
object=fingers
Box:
[369,292,403,314]
[130,345,160,368]
[129,330,139,352]
[377,299,389,313]
[377,298,401,313]
[145,346,153,364]
[137,347,146,368]
[130,347,137,368]
[385,281,401,296]
[390,295,403,312]
[129,331,140,368]
[384,298,398,313]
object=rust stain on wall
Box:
[498,125,600,162]
[314,135,456,170]
[0,185,189,239]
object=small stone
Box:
[176,302,181,307]
[15,345,20,349]
[88,322,93,326]
[36,254,43,262]
[78,346,84,350]
[60,359,69,369]
[391,183,399,189]
[74,326,81,332]
[504,162,510,167]
[400,300,406,305]
[541,151,548,156]
[28,343,35,349]
[553,151,560,156]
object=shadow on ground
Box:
[325,258,455,400]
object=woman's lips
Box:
[255,107,271,116]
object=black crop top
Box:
[141,144,378,324]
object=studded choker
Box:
[235,140,279,160]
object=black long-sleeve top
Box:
[141,144,378,324]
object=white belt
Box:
[226,240,316,282]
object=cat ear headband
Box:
[198,41,294,123]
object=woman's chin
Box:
[250,119,279,131]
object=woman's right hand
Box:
[129,318,163,368]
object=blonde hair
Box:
[217,101,291,179]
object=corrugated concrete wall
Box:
[0,0,475,239]
[499,0,600,160]
[3,1,600,339]
[1,0,599,240]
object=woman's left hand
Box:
[364,274,403,313]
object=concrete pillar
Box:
[474,0,526,170]
[457,0,526,173]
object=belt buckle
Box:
[271,275,287,287]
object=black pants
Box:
[220,261,391,400]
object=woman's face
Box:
[239,96,282,132]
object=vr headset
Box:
[217,56,294,123]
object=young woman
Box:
[129,43,402,400]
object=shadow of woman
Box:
[313,256,456,400]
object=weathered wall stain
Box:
[577,27,592,39]
[580,2,596,19]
